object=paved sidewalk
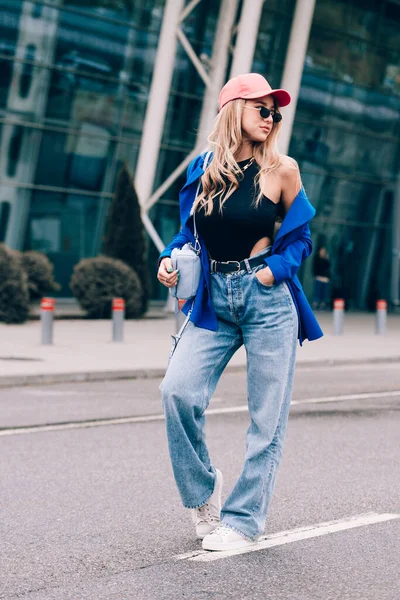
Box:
[0,312,400,387]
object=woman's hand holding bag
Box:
[157,257,179,289]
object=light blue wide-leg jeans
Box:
[160,254,298,540]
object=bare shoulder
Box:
[278,155,300,179]
[277,155,302,212]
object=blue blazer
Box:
[158,153,323,345]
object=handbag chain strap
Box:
[192,150,212,252]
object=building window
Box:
[31,4,43,18]
[30,216,61,253]
[7,126,23,178]
[19,44,36,99]
[0,202,10,241]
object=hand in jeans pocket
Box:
[255,266,275,287]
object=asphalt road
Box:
[1,363,400,600]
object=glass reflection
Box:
[0,1,21,107]
[293,0,400,308]
[0,0,399,306]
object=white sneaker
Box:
[202,524,258,551]
[191,469,223,539]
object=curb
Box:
[1,355,400,388]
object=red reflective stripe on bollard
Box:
[41,299,55,311]
[333,298,345,310]
[112,298,125,311]
[42,298,56,304]
[376,300,387,310]
[41,298,55,308]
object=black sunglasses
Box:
[259,106,282,123]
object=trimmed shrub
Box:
[70,256,143,319]
[103,163,152,316]
[0,244,30,323]
[20,251,60,300]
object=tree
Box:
[20,251,60,301]
[70,256,142,319]
[0,244,30,324]
[103,163,151,315]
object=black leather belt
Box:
[210,250,271,274]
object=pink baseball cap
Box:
[218,73,291,110]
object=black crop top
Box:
[195,159,282,262]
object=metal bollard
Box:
[175,298,186,332]
[112,298,125,342]
[333,298,345,335]
[40,297,55,345]
[376,299,387,335]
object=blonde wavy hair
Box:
[192,98,296,216]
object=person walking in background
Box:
[312,245,331,310]
[156,73,323,552]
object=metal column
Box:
[134,0,185,213]
[196,0,239,148]
[229,0,264,78]
[278,0,316,155]
[137,0,239,255]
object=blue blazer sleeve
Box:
[156,157,198,270]
[157,228,191,267]
[264,223,313,283]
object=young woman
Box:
[157,73,323,552]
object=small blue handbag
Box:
[170,242,201,300]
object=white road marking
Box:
[291,390,400,405]
[0,414,165,436]
[175,512,400,563]
[23,389,81,397]
[1,390,399,437]
[19,388,400,404]
[21,389,141,398]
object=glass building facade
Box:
[0,0,399,308]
